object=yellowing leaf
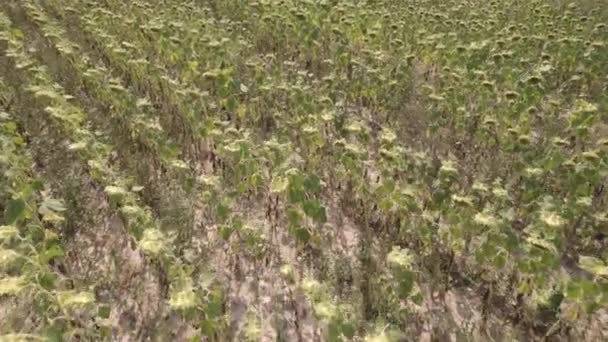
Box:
[104,185,127,196]
[474,212,498,227]
[439,160,458,177]
[345,121,362,133]
[0,276,26,295]
[0,249,21,268]
[540,211,564,228]
[387,246,413,269]
[136,98,152,108]
[365,333,392,342]
[131,185,145,192]
[452,194,474,206]
[526,234,557,254]
[313,301,338,320]
[237,104,247,119]
[57,290,95,308]
[12,29,24,39]
[579,256,608,277]
[381,129,397,144]
[139,229,166,256]
[0,225,19,241]
[68,141,87,151]
[42,211,65,223]
[0,333,44,342]
[170,159,189,169]
[270,176,289,193]
[279,264,295,284]
[169,286,199,310]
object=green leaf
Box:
[292,227,311,243]
[397,269,414,298]
[288,186,305,204]
[38,271,58,290]
[340,322,356,339]
[43,323,65,342]
[220,225,233,240]
[288,174,305,203]
[302,199,327,223]
[200,320,218,337]
[206,289,224,318]
[4,198,26,225]
[287,208,302,226]
[98,304,111,319]
[303,175,321,193]
[31,180,44,192]
[216,202,231,222]
[40,245,65,264]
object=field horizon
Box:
[1,0,607,341]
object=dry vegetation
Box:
[1,0,607,341]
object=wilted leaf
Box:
[474,212,498,227]
[0,111,11,120]
[68,141,87,151]
[131,185,145,192]
[41,198,67,213]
